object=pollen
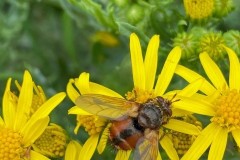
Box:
[125,88,155,103]
[183,0,214,20]
[168,115,202,156]
[0,127,26,160]
[33,123,67,158]
[211,89,240,131]
[77,115,106,136]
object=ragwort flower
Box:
[174,46,240,159]
[67,33,201,160]
[0,71,66,160]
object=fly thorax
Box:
[138,102,162,130]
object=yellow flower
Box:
[67,33,201,160]
[183,0,214,20]
[174,46,240,159]
[33,123,68,158]
[64,140,82,160]
[0,70,66,160]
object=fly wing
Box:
[75,94,135,119]
[134,130,159,160]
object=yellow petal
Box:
[21,92,66,133]
[65,140,82,160]
[178,78,204,97]
[2,78,15,128]
[200,52,228,90]
[232,129,240,148]
[89,82,123,98]
[78,72,90,94]
[181,123,221,160]
[22,117,49,146]
[224,46,240,90]
[30,150,50,160]
[97,124,110,154]
[67,79,80,102]
[68,106,92,115]
[79,134,99,160]
[171,108,191,117]
[160,135,179,160]
[173,96,215,116]
[115,150,132,160]
[208,127,228,160]
[144,35,160,91]
[14,71,33,131]
[175,65,216,95]
[130,33,145,90]
[0,116,4,126]
[164,119,200,135]
[155,46,181,96]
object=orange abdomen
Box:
[109,118,144,150]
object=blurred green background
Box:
[1,0,240,159]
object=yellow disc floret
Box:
[0,127,26,160]
[76,115,106,136]
[183,0,214,20]
[33,123,67,158]
[125,88,155,103]
[211,89,240,131]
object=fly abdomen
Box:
[109,117,144,150]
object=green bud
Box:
[126,4,145,24]
[223,30,240,55]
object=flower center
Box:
[183,0,214,19]
[0,127,27,160]
[211,89,240,131]
[125,88,155,103]
[77,115,106,135]
[33,124,67,158]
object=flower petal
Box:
[0,116,4,126]
[232,129,240,148]
[30,150,50,160]
[155,46,181,96]
[144,35,160,91]
[208,127,228,160]
[68,106,92,115]
[2,78,15,128]
[78,72,90,94]
[22,117,49,146]
[178,78,204,97]
[89,82,123,98]
[224,46,240,90]
[115,150,132,160]
[67,79,80,102]
[181,123,221,160]
[14,71,33,131]
[79,134,99,160]
[200,52,228,90]
[164,119,200,135]
[160,135,179,160]
[21,92,66,133]
[173,96,215,116]
[97,124,110,154]
[130,33,145,90]
[175,65,216,95]
[65,140,82,160]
